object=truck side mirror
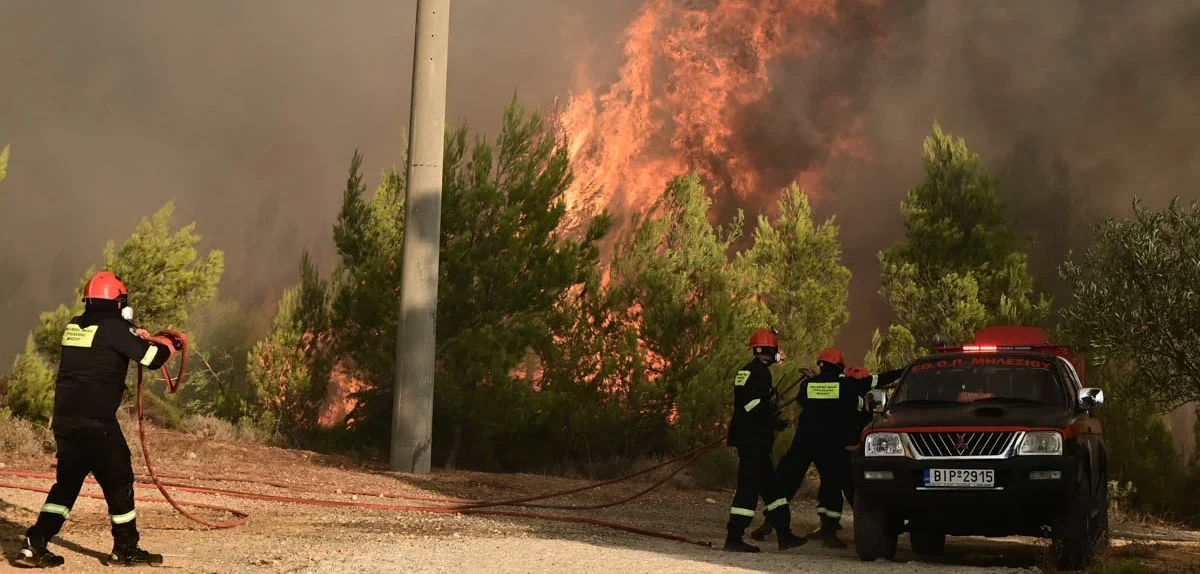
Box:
[868,389,888,413]
[1077,387,1105,411]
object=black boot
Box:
[766,505,806,551]
[820,515,847,549]
[806,520,841,539]
[106,546,163,567]
[723,530,761,553]
[777,529,806,551]
[13,536,65,568]
[749,518,773,541]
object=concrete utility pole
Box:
[391,0,450,473]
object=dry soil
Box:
[2,426,1198,573]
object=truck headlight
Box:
[864,432,906,457]
[1018,431,1063,455]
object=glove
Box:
[133,328,152,340]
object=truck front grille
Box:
[906,431,1020,458]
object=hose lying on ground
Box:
[0,332,815,547]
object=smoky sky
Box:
[825,0,1200,357]
[0,0,640,365]
[1,0,1198,367]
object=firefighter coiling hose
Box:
[3,275,824,568]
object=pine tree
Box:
[246,253,331,446]
[3,335,57,424]
[316,97,610,468]
[603,174,764,449]
[2,202,224,424]
[737,183,851,372]
[871,123,1051,365]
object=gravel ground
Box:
[294,538,1044,574]
[1,427,1197,573]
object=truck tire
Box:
[910,530,946,556]
[1052,474,1094,570]
[854,509,897,562]
[1092,473,1110,550]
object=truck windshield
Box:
[893,354,1067,406]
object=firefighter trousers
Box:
[776,439,850,522]
[727,441,792,537]
[838,448,854,510]
[25,417,141,550]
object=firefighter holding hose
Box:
[769,348,904,548]
[751,363,879,543]
[723,328,807,553]
[15,271,183,568]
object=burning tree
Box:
[269,93,856,471]
[602,173,765,450]
[549,174,852,457]
[557,0,886,229]
[246,253,332,447]
[301,98,610,469]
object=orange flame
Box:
[557,0,882,229]
[317,363,362,428]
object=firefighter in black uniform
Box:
[750,363,879,543]
[771,348,904,548]
[723,328,806,553]
[15,271,180,568]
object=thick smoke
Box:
[801,0,1200,359]
[1,0,1198,366]
[0,0,641,364]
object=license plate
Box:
[923,468,994,488]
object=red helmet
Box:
[749,328,778,354]
[83,271,128,301]
[846,366,870,378]
[818,346,844,366]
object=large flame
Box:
[557,0,882,229]
[323,0,887,426]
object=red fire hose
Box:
[0,328,732,547]
[131,329,254,528]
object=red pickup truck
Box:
[851,326,1108,570]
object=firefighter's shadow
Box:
[0,506,110,566]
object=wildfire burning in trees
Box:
[557,0,885,228]
[322,0,890,428]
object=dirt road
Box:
[1,427,1197,573]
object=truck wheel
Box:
[1052,476,1094,570]
[854,509,897,562]
[1092,474,1111,550]
[910,530,946,556]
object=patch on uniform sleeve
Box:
[734,370,751,386]
[806,382,840,399]
[61,324,98,348]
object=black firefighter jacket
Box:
[727,358,784,449]
[793,366,904,449]
[53,307,174,423]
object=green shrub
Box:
[4,335,56,425]
[0,407,55,456]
